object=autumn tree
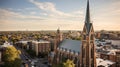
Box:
[63,59,75,67]
[2,36,8,41]
[3,46,22,67]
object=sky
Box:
[0,0,120,31]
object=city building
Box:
[99,49,120,67]
[17,40,29,49]
[32,40,50,56]
[0,41,13,48]
[95,38,120,67]
[16,40,51,56]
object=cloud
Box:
[0,8,83,31]
[0,8,21,19]
[30,11,36,15]
[0,8,45,20]
[29,0,64,15]
[1,0,119,31]
[29,0,83,20]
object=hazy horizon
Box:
[0,29,120,32]
[0,0,120,31]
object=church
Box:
[49,0,97,67]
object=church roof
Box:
[58,39,81,54]
[57,39,99,54]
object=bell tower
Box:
[80,0,96,67]
[54,28,62,51]
[56,28,62,43]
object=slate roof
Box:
[58,39,81,54]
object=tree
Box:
[76,36,82,40]
[12,58,22,67]
[63,59,75,67]
[3,46,21,62]
[3,58,22,67]
[2,36,8,41]
[26,49,36,58]
[3,46,22,67]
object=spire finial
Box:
[85,0,90,23]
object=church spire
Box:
[85,0,90,24]
[81,0,96,67]
[84,0,91,34]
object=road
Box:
[15,45,48,67]
[15,46,32,67]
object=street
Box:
[15,46,48,67]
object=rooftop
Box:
[0,41,13,48]
[32,40,50,44]
[58,39,81,53]
[96,58,115,67]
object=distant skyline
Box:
[0,0,120,31]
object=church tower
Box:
[56,28,62,43]
[80,0,96,67]
[54,28,62,51]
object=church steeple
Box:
[85,0,91,34]
[54,28,63,51]
[85,0,90,24]
[81,0,96,67]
